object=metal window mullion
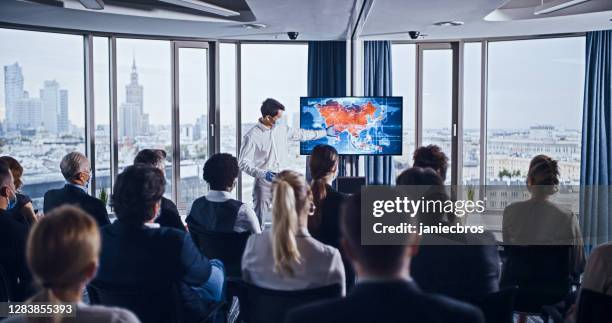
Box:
[84,34,96,195]
[452,41,464,188]
[109,37,119,197]
[236,43,242,200]
[171,42,180,204]
[415,44,423,148]
[479,40,489,200]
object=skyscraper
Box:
[120,57,149,137]
[40,80,60,134]
[58,89,69,134]
[16,96,41,129]
[4,62,25,130]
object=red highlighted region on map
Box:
[316,100,378,138]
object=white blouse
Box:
[241,228,346,295]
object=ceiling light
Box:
[433,21,464,27]
[158,0,240,17]
[534,0,589,15]
[242,23,267,30]
[77,0,104,10]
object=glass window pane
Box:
[487,37,585,213]
[178,47,208,207]
[463,43,482,186]
[0,29,85,210]
[93,37,112,207]
[422,49,453,183]
[220,43,237,156]
[116,39,172,198]
[391,44,416,175]
[239,44,308,205]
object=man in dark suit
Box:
[94,165,224,322]
[43,152,109,227]
[285,193,484,323]
[0,160,32,301]
[133,149,185,231]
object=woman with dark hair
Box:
[412,145,449,182]
[399,167,500,300]
[0,156,37,227]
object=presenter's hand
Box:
[326,125,339,137]
[265,171,277,182]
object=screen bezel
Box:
[299,96,403,156]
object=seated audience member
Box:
[43,152,110,227]
[0,160,32,301]
[285,192,484,323]
[0,156,37,227]
[134,149,185,231]
[581,242,612,295]
[187,153,260,234]
[94,165,224,322]
[413,144,449,182]
[3,205,140,323]
[241,170,345,294]
[398,167,500,299]
[502,155,585,277]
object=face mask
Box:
[3,188,17,210]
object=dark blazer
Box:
[411,231,500,299]
[43,184,110,227]
[94,219,213,321]
[310,185,346,249]
[0,208,32,301]
[285,280,484,323]
[155,197,185,231]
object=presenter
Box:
[239,98,338,225]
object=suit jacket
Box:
[0,208,32,301]
[155,197,185,231]
[411,231,500,299]
[285,280,484,323]
[43,184,110,227]
[94,219,213,321]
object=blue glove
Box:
[326,125,339,137]
[265,171,276,182]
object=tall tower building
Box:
[120,57,146,137]
[4,62,25,130]
[58,89,69,134]
[40,80,60,134]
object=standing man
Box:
[239,98,337,225]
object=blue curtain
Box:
[364,41,394,185]
[580,30,612,250]
[306,41,347,179]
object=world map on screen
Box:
[300,97,402,155]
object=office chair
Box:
[461,287,518,323]
[189,229,251,279]
[239,282,342,323]
[575,289,612,323]
[0,264,11,302]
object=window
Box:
[487,37,585,212]
[239,44,308,203]
[391,44,416,174]
[0,29,85,210]
[463,42,482,186]
[116,39,172,198]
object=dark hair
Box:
[308,145,339,233]
[111,165,165,224]
[0,156,23,189]
[0,160,11,190]
[341,193,413,275]
[396,167,453,225]
[134,149,167,168]
[396,166,443,186]
[413,145,449,181]
[527,154,559,196]
[203,153,239,191]
[260,98,285,118]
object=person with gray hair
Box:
[43,152,110,227]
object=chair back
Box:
[576,289,612,323]
[500,245,572,312]
[87,283,181,323]
[241,283,342,323]
[190,230,251,278]
[0,264,11,302]
[461,287,518,323]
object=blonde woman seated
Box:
[4,205,139,323]
[241,170,345,295]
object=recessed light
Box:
[242,23,267,30]
[433,21,464,27]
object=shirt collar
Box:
[144,222,161,229]
[295,226,311,237]
[207,190,233,199]
[256,120,272,132]
[356,274,413,285]
[66,182,87,193]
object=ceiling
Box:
[0,0,611,41]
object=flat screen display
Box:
[300,96,403,155]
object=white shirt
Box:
[241,228,346,295]
[238,121,326,179]
[205,190,262,233]
[3,303,140,323]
